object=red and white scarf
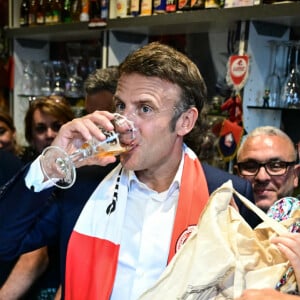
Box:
[65,146,209,300]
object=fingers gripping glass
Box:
[237,160,297,176]
[40,113,136,189]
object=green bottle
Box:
[62,0,72,23]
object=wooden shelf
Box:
[5,3,300,41]
[109,3,300,35]
[4,21,105,41]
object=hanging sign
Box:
[226,55,249,91]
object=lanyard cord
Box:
[106,167,123,215]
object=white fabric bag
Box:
[139,180,297,300]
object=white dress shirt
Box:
[25,153,184,300]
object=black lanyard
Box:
[106,167,123,215]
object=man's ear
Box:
[293,164,300,187]
[176,107,198,137]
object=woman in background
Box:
[21,95,74,163]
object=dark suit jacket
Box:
[0,162,260,298]
[0,149,23,186]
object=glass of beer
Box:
[40,113,136,189]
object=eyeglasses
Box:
[237,160,297,176]
[114,98,178,120]
[34,122,63,134]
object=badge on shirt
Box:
[176,225,196,253]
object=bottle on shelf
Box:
[45,0,54,24]
[71,0,82,22]
[130,0,141,16]
[62,0,72,23]
[140,0,153,15]
[20,0,30,27]
[100,0,109,21]
[153,0,166,14]
[80,0,90,22]
[28,0,38,25]
[89,0,106,27]
[36,0,46,25]
[52,0,62,23]
[166,0,177,12]
[190,0,205,9]
[116,0,130,18]
[177,0,191,11]
[205,0,224,8]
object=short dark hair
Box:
[119,41,207,151]
[84,66,119,96]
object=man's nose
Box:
[255,165,271,180]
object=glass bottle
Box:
[20,0,30,27]
[45,0,53,24]
[71,0,82,22]
[166,0,177,12]
[80,0,89,22]
[100,0,109,21]
[177,0,191,11]
[62,0,72,23]
[36,0,46,25]
[140,0,153,15]
[28,0,38,25]
[116,0,130,17]
[89,0,101,22]
[52,0,62,23]
[190,0,204,9]
[131,0,141,16]
[153,0,166,14]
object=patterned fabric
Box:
[267,197,300,290]
[267,197,300,225]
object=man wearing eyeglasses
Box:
[235,126,300,212]
[234,126,300,299]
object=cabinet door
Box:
[13,39,50,145]
[107,31,148,66]
[243,21,290,134]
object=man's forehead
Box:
[240,135,295,159]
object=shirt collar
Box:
[126,148,185,201]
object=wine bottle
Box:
[20,0,30,27]
[71,0,82,22]
[52,0,62,23]
[100,0,109,21]
[153,0,166,14]
[177,0,191,10]
[140,0,153,15]
[130,0,141,16]
[89,0,101,24]
[80,0,90,22]
[36,0,46,25]
[62,0,72,23]
[166,0,177,12]
[45,0,53,24]
[28,0,38,26]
